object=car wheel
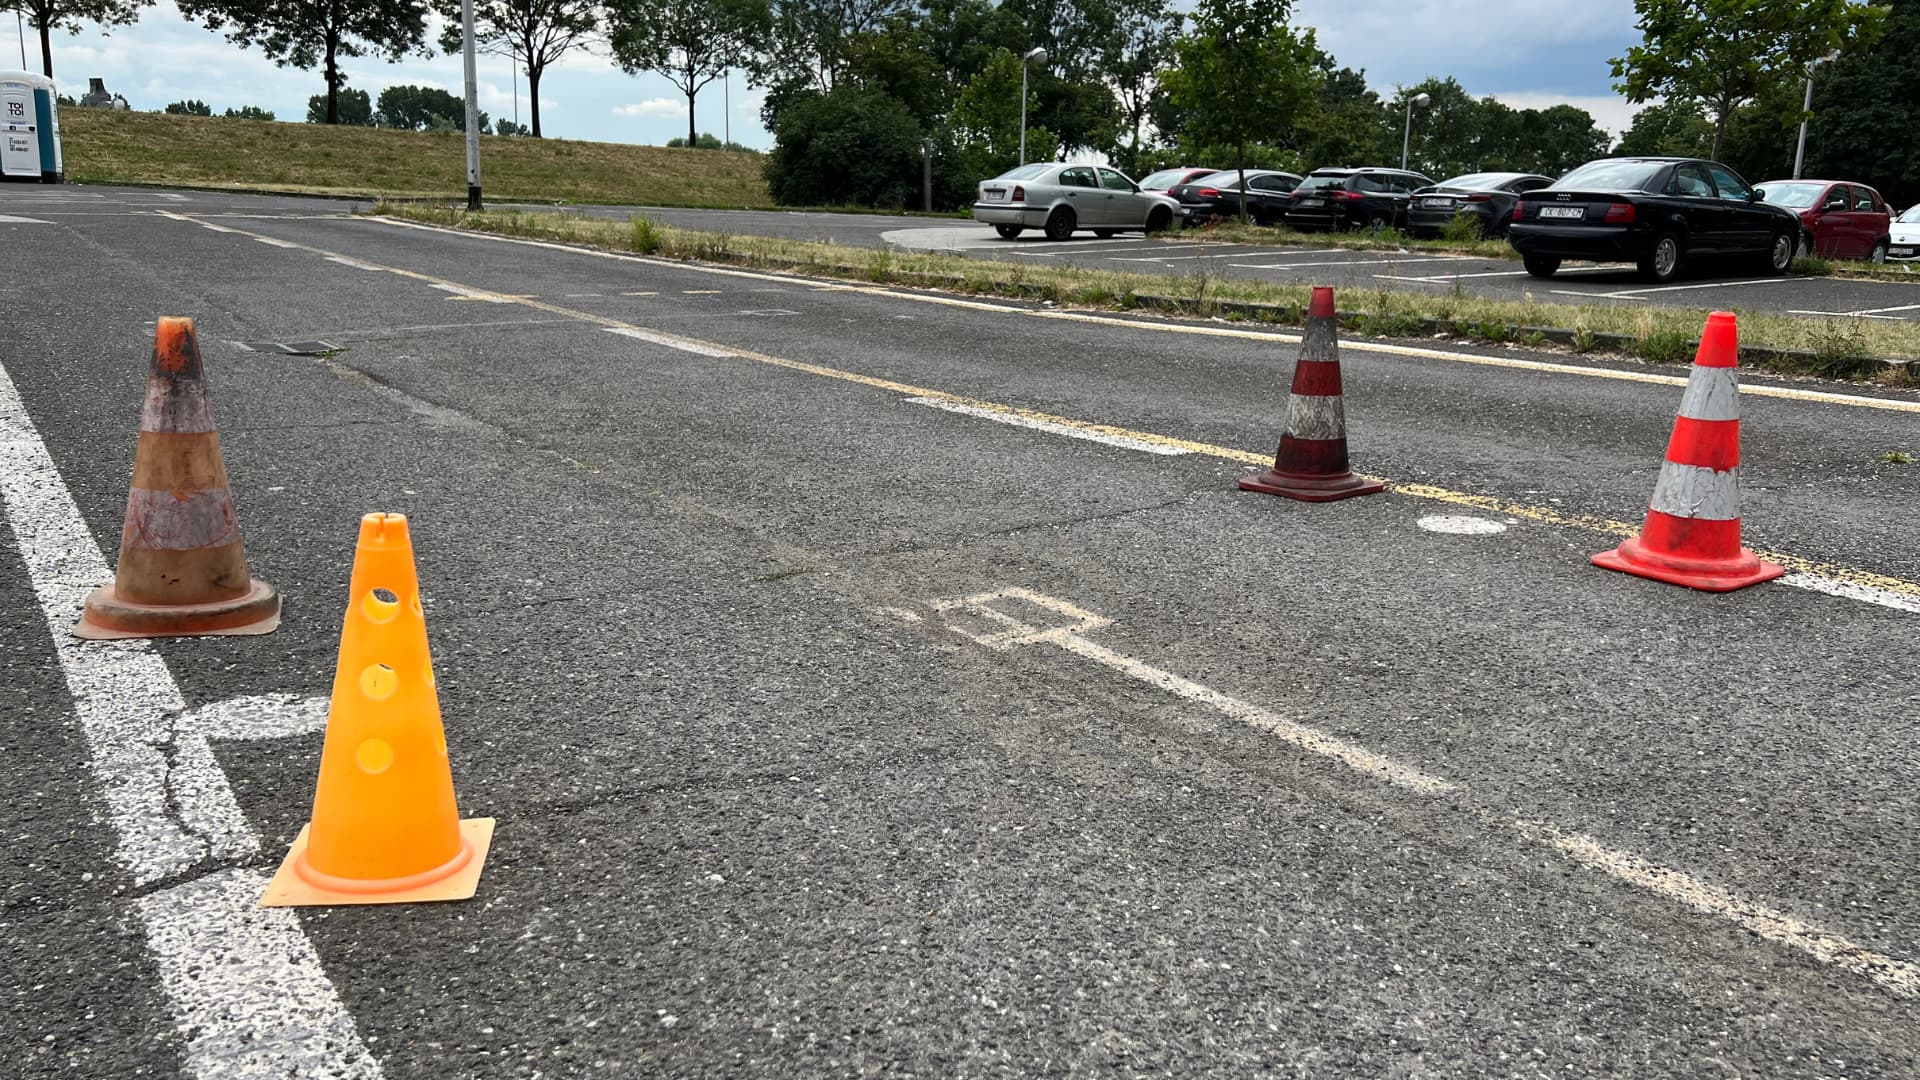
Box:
[1639,233,1684,283]
[1522,255,1560,279]
[1765,230,1794,274]
[1094,229,1120,238]
[994,224,1023,239]
[1869,240,1889,264]
[1145,207,1172,234]
[1044,206,1075,241]
[1366,212,1391,231]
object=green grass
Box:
[59,108,769,206]
[372,202,1920,374]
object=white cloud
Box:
[613,98,681,118]
[1489,92,1642,139]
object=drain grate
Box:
[233,340,341,356]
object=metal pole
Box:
[460,0,482,209]
[16,13,25,69]
[1019,64,1028,165]
[724,70,730,148]
[922,141,933,212]
[1792,72,1815,180]
[1401,101,1413,171]
[512,61,519,131]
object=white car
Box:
[1889,204,1920,261]
[973,163,1180,241]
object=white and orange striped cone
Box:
[1239,286,1385,502]
[1592,310,1783,592]
[75,318,280,639]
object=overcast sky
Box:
[6,0,1644,148]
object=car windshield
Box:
[1190,170,1247,188]
[1553,160,1665,191]
[1295,175,1349,192]
[1899,204,1920,223]
[1139,169,1194,189]
[1756,182,1826,208]
[992,164,1051,181]
[1439,173,1507,190]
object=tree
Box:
[1162,0,1316,221]
[1512,104,1610,176]
[1610,0,1886,158]
[177,0,430,125]
[606,0,762,148]
[668,132,751,150]
[224,104,276,121]
[375,84,484,130]
[1802,0,1920,207]
[752,0,913,94]
[164,99,213,116]
[1612,99,1715,157]
[948,48,1059,179]
[432,0,596,138]
[1105,0,1181,174]
[308,85,373,125]
[765,84,922,207]
[492,118,528,136]
[0,1,142,79]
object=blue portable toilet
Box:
[0,70,63,183]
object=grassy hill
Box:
[57,108,770,206]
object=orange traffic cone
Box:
[1239,286,1385,502]
[262,513,493,906]
[1593,311,1783,592]
[75,317,279,639]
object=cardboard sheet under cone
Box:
[263,513,491,907]
[76,317,279,639]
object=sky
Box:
[5,0,1646,149]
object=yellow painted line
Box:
[365,215,1920,417]
[159,211,1920,606]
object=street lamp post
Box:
[1018,47,1049,165]
[1400,92,1431,172]
[1792,51,1841,180]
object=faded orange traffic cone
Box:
[75,318,279,639]
[262,513,493,907]
[1239,286,1385,502]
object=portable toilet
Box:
[0,71,63,183]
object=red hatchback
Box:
[1753,179,1894,261]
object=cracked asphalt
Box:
[2,184,1918,1079]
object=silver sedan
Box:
[972,163,1180,240]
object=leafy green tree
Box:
[1105,0,1181,174]
[307,85,373,125]
[0,0,143,79]
[492,118,528,136]
[1286,62,1392,170]
[668,132,752,150]
[178,0,430,125]
[376,84,483,130]
[1162,0,1316,219]
[1612,99,1715,157]
[606,0,763,148]
[765,83,923,206]
[841,19,951,128]
[432,0,597,138]
[1803,0,1920,206]
[1510,105,1611,176]
[1609,0,1886,158]
[948,48,1059,178]
[223,104,276,121]
[753,0,914,94]
[164,99,213,116]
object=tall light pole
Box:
[460,0,482,209]
[1018,47,1048,165]
[1792,50,1841,180]
[1400,91,1431,172]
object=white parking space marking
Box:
[1005,243,1161,257]
[0,361,383,1077]
[906,396,1192,455]
[1779,572,1920,614]
[326,255,386,272]
[925,587,1920,999]
[1588,278,1797,299]
[1417,514,1510,535]
[252,236,301,248]
[604,325,738,357]
[1107,247,1282,262]
[0,214,53,224]
[1228,255,1480,270]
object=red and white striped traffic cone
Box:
[1592,310,1783,592]
[1239,286,1385,502]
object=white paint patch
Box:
[603,325,737,357]
[1779,573,1920,614]
[906,397,1191,456]
[0,214,52,224]
[1522,822,1920,1000]
[429,282,516,303]
[196,221,242,234]
[252,236,301,248]
[0,360,381,1076]
[1417,514,1509,535]
[326,255,387,272]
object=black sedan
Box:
[1167,169,1303,225]
[1406,172,1555,238]
[1508,157,1801,283]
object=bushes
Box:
[766,86,925,209]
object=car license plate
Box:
[982,187,1006,202]
[1892,246,1914,257]
[1298,198,1324,208]
[1421,197,1454,208]
[1538,206,1585,219]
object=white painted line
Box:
[905,396,1192,455]
[1228,255,1479,270]
[1417,514,1509,535]
[0,361,381,1076]
[1522,821,1920,1000]
[1594,277,1796,299]
[604,325,737,357]
[1778,572,1920,614]
[253,236,301,248]
[429,283,520,303]
[326,255,386,272]
[0,214,53,224]
[1107,247,1283,262]
[197,221,243,234]
[988,237,1149,251]
[1788,310,1908,321]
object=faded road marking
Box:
[907,397,1192,455]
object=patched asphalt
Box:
[2,186,1918,1078]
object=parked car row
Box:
[971,157,1914,281]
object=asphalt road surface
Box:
[3,183,1920,1079]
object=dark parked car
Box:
[1167,168,1303,225]
[1406,172,1555,238]
[1751,178,1893,262]
[1137,167,1220,194]
[1283,167,1435,231]
[1508,157,1800,283]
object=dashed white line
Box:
[604,325,737,357]
[905,396,1193,455]
[252,235,301,248]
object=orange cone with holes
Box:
[75,317,279,639]
[262,513,492,907]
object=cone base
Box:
[1238,469,1385,503]
[260,817,494,907]
[74,579,280,640]
[1592,537,1785,593]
